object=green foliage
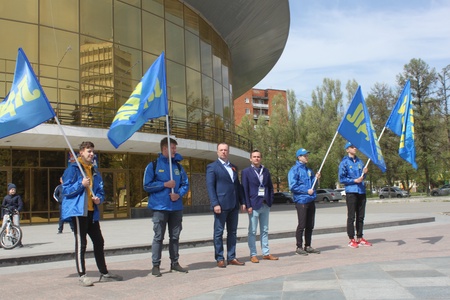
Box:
[242,59,450,193]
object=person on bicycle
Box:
[1,183,23,247]
[62,141,122,287]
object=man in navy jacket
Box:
[206,143,246,268]
[241,150,278,263]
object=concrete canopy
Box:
[184,0,290,99]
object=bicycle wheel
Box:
[0,225,23,249]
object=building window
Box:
[245,108,250,114]
[245,97,249,103]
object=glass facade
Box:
[0,0,239,223]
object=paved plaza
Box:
[1,198,450,299]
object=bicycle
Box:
[0,206,23,249]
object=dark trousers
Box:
[213,207,239,261]
[72,211,108,276]
[151,210,183,266]
[346,193,367,239]
[295,201,316,249]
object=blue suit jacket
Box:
[206,160,244,211]
[241,166,274,210]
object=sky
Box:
[255,0,450,103]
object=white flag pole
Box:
[311,131,339,189]
[165,115,174,193]
[54,116,96,197]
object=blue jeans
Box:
[248,203,270,256]
[152,210,183,266]
[213,207,239,261]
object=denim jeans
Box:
[213,207,239,261]
[152,210,183,266]
[248,203,270,256]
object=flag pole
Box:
[165,115,174,194]
[363,126,387,170]
[54,116,96,197]
[311,130,339,189]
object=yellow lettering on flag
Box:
[0,75,41,118]
[345,103,369,141]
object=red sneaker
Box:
[348,239,359,248]
[358,238,372,246]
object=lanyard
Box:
[252,165,264,187]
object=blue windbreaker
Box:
[288,161,317,204]
[61,161,105,221]
[143,153,189,211]
[338,155,366,194]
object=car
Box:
[379,187,410,199]
[273,192,294,204]
[431,184,450,196]
[134,196,148,207]
[335,188,346,198]
[316,189,342,202]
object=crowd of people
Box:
[1,139,372,287]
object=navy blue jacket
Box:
[206,159,244,211]
[241,165,274,210]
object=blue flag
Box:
[385,80,417,169]
[0,48,56,139]
[337,86,386,172]
[108,52,168,148]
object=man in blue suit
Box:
[242,150,278,263]
[206,143,246,268]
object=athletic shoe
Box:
[79,275,94,287]
[348,239,359,248]
[170,262,189,273]
[304,246,321,254]
[99,272,123,282]
[295,247,308,256]
[152,266,162,277]
[358,238,372,246]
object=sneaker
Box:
[79,275,94,287]
[57,231,62,234]
[170,262,188,273]
[304,246,321,254]
[358,238,372,246]
[99,272,123,282]
[295,247,308,256]
[152,266,162,277]
[348,239,359,248]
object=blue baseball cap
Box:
[344,142,353,149]
[296,148,310,157]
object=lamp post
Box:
[56,45,72,117]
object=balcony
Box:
[50,102,252,152]
[252,102,269,109]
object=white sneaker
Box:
[79,275,94,287]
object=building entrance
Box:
[101,170,128,219]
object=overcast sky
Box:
[255,0,450,102]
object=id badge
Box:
[258,187,265,197]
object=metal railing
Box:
[49,102,252,152]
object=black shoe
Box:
[57,231,62,234]
[170,263,188,273]
[152,266,162,277]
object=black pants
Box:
[295,201,316,249]
[346,193,367,239]
[72,211,108,276]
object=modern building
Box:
[0,0,290,223]
[234,88,287,126]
